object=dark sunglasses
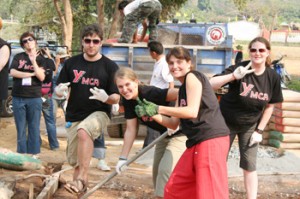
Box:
[250,48,267,53]
[84,38,101,45]
[22,37,34,44]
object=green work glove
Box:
[268,139,281,148]
[135,97,147,117]
[143,99,159,117]
[269,131,284,141]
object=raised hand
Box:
[233,62,255,80]
[89,87,109,102]
[55,82,70,97]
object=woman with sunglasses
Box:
[210,36,283,199]
[9,32,46,157]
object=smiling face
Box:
[249,41,270,67]
[116,77,139,100]
[168,55,192,82]
[166,47,193,83]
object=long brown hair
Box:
[248,37,272,66]
[166,47,195,70]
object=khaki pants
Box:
[152,134,187,197]
[66,111,110,166]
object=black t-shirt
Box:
[218,60,283,126]
[179,71,230,148]
[0,38,11,100]
[42,58,56,95]
[10,52,46,98]
[57,54,119,122]
[123,85,169,134]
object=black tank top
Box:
[179,71,230,148]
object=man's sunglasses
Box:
[249,48,267,53]
[84,38,101,45]
[22,37,34,44]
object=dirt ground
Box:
[0,45,299,198]
[1,111,300,198]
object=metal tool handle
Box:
[80,131,168,199]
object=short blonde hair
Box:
[114,67,138,83]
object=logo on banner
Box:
[206,25,226,45]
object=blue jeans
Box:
[93,134,106,159]
[52,98,66,123]
[13,97,42,154]
[94,134,105,148]
[42,97,59,150]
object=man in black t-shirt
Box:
[56,24,120,194]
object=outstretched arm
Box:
[119,118,139,158]
[209,73,235,90]
[210,62,254,90]
[159,73,201,119]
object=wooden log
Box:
[282,90,300,102]
[36,173,59,199]
[275,102,300,111]
[273,108,300,118]
[270,116,300,127]
[263,131,300,143]
[263,139,300,149]
[269,122,300,134]
[280,142,300,149]
[0,148,42,171]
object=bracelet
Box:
[255,128,263,134]
[119,156,127,160]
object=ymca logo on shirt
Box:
[240,82,269,101]
[141,115,153,122]
[179,99,187,106]
[72,70,100,86]
[18,59,35,70]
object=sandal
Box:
[64,179,87,194]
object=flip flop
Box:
[64,179,87,194]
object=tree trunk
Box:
[53,0,73,53]
[269,12,278,43]
[97,0,105,35]
[108,0,122,39]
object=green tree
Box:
[232,0,250,11]
[198,0,212,11]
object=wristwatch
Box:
[255,128,263,134]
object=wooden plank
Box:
[36,173,60,199]
[270,116,300,127]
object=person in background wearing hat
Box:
[52,47,70,120]
[0,18,11,119]
[40,47,60,151]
